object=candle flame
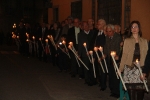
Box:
[94,47,98,51]
[136,59,139,63]
[59,42,62,45]
[111,51,116,56]
[45,39,48,42]
[69,42,73,46]
[62,41,66,44]
[83,43,86,46]
[89,51,93,54]
[99,46,103,51]
[32,36,35,39]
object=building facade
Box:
[48,0,150,39]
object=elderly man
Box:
[103,24,122,98]
[67,18,82,78]
[78,21,95,86]
[91,19,107,90]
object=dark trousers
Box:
[107,57,120,95]
[128,89,145,100]
[58,53,68,71]
[70,52,78,76]
[98,59,107,89]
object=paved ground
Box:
[0,45,149,100]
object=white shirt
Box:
[75,27,80,44]
[98,30,103,36]
[84,30,90,35]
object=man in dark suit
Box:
[78,21,95,85]
[67,18,82,77]
[91,19,107,90]
[38,23,48,62]
[103,24,122,98]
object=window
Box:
[71,0,82,20]
[97,0,122,25]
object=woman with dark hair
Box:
[119,20,148,100]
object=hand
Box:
[98,58,101,63]
[114,55,119,60]
[140,73,146,81]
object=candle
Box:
[135,59,149,92]
[45,39,48,43]
[89,51,96,78]
[62,40,71,58]
[98,46,108,73]
[32,36,35,40]
[111,51,127,91]
[94,47,105,73]
[83,42,91,62]
[26,39,29,42]
[68,45,89,70]
[17,36,19,39]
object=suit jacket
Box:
[119,37,148,72]
[92,29,106,48]
[78,30,93,57]
[104,33,122,59]
[66,27,82,50]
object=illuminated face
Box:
[106,27,114,37]
[74,19,80,27]
[83,22,89,31]
[131,23,139,34]
[114,25,120,33]
[97,21,104,30]
[88,19,94,26]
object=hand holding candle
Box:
[94,47,105,73]
[83,43,91,62]
[89,51,96,78]
[62,40,70,58]
[68,45,88,70]
[134,59,149,92]
[98,46,108,73]
[111,51,127,91]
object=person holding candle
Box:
[103,24,122,98]
[78,21,96,86]
[66,18,82,78]
[91,19,107,90]
[119,21,148,100]
[57,34,69,72]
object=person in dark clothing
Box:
[104,24,122,98]
[78,21,95,86]
[66,18,82,78]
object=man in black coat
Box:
[78,21,95,86]
[66,18,82,77]
[91,19,107,90]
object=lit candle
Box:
[98,46,108,73]
[111,51,127,91]
[94,47,105,73]
[83,43,91,62]
[68,45,89,70]
[62,40,70,58]
[26,39,29,42]
[135,59,149,92]
[17,36,19,39]
[45,39,48,43]
[32,36,35,40]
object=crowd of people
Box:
[11,17,150,100]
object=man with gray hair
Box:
[103,24,122,98]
